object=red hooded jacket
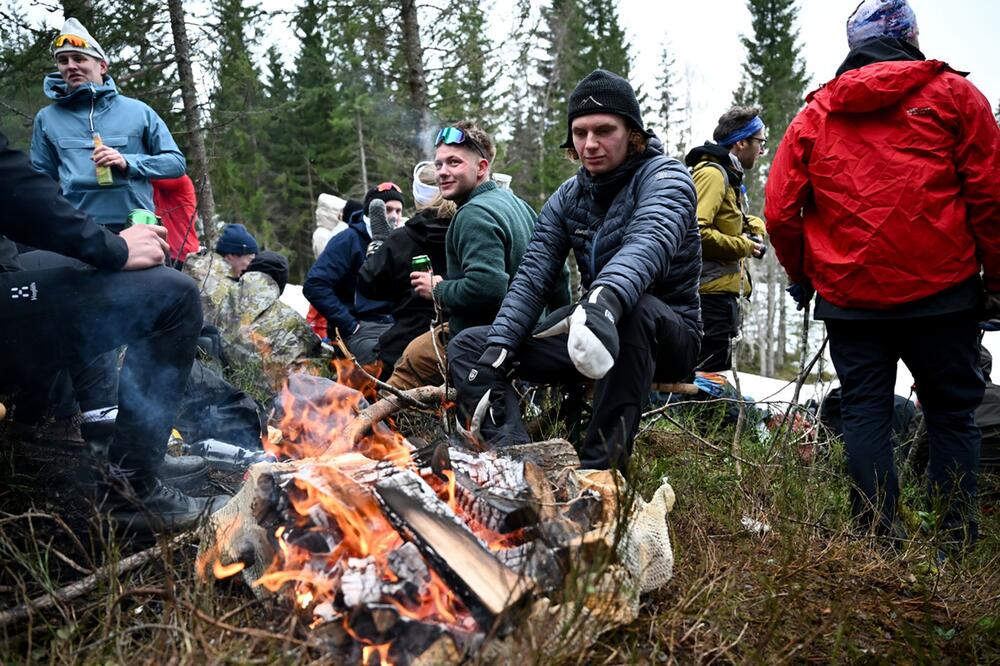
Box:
[765,59,1000,309]
[152,175,201,263]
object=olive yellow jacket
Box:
[691,158,766,296]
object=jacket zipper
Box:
[88,83,97,134]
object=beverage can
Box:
[127,209,160,226]
[411,254,432,273]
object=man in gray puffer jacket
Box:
[449,69,702,471]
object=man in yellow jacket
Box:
[684,106,768,371]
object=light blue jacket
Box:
[31,73,185,228]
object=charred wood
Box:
[375,471,533,630]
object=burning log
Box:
[375,470,533,629]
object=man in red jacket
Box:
[765,0,1000,549]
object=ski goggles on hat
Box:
[375,182,402,193]
[434,127,488,160]
[54,34,91,49]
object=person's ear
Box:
[478,158,489,179]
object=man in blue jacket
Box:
[24,18,186,461]
[30,18,186,230]
[449,70,702,472]
[303,184,403,365]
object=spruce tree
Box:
[732,0,809,375]
[206,0,272,243]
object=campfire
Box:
[199,369,676,664]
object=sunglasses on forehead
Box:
[434,127,488,161]
[376,182,401,193]
[53,34,90,49]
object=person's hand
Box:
[534,285,621,379]
[121,224,169,270]
[92,144,127,171]
[458,345,513,441]
[786,282,814,311]
[745,233,766,259]
[981,292,1000,331]
[411,271,442,299]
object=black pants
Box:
[0,263,202,481]
[450,294,699,471]
[697,293,739,372]
[826,313,984,540]
[13,251,119,420]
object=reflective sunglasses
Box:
[434,127,487,160]
[53,34,90,49]
[376,182,402,193]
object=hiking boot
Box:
[107,478,229,534]
[160,455,209,492]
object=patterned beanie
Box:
[52,18,109,64]
[847,0,918,50]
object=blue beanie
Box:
[215,223,259,255]
[847,0,918,50]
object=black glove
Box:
[459,346,513,441]
[534,286,622,379]
[786,282,814,311]
[366,199,392,256]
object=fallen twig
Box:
[0,533,190,627]
[319,385,452,457]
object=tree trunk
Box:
[356,110,368,192]
[764,253,777,376]
[61,0,93,24]
[399,0,429,142]
[776,271,787,371]
[167,0,217,237]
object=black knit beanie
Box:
[363,184,405,215]
[561,69,651,149]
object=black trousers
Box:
[1,262,202,481]
[697,293,739,372]
[826,313,984,540]
[450,294,699,471]
[12,251,119,420]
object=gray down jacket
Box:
[486,140,702,350]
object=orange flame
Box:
[212,560,246,579]
[361,643,392,665]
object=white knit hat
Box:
[52,18,109,64]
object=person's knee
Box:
[155,267,203,333]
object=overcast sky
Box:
[619,0,1000,142]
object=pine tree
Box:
[732,0,809,376]
[652,41,684,157]
[206,0,272,243]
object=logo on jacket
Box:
[905,107,933,116]
[9,282,38,301]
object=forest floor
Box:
[1,400,998,664]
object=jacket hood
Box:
[824,59,947,113]
[683,142,745,187]
[404,209,450,244]
[44,72,118,104]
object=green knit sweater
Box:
[433,181,537,334]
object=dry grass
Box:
[2,404,999,664]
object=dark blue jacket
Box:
[486,139,702,350]
[303,212,392,338]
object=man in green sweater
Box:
[388,120,566,388]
